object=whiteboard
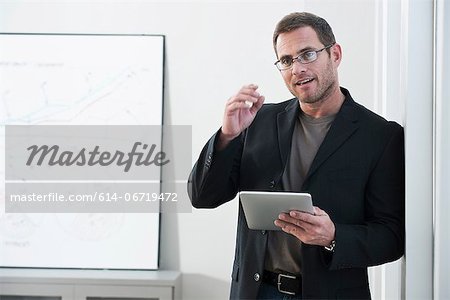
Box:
[0,34,164,270]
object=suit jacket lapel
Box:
[277,99,299,170]
[305,97,360,180]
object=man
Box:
[188,12,405,300]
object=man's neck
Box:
[299,88,345,118]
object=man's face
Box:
[275,26,341,104]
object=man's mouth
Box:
[295,78,314,86]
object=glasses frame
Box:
[274,43,335,71]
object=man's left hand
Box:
[274,206,335,247]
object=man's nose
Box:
[291,60,307,75]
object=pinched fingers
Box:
[226,84,263,112]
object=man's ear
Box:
[332,43,342,66]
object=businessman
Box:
[188,12,405,299]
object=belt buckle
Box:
[277,273,296,296]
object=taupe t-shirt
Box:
[264,110,336,274]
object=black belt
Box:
[262,270,302,296]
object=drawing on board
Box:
[0,34,164,269]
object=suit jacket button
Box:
[269,181,275,188]
[261,230,266,235]
[253,273,260,281]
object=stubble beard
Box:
[293,61,337,105]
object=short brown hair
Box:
[273,12,336,55]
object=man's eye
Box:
[302,51,316,61]
[280,57,292,66]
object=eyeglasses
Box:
[274,43,335,71]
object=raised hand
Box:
[217,84,265,150]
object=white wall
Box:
[435,0,450,298]
[0,1,406,299]
[402,0,434,297]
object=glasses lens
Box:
[278,57,293,70]
[300,51,317,63]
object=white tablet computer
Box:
[239,191,314,231]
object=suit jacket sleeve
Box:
[188,129,244,209]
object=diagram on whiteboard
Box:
[0,34,164,269]
[54,213,125,242]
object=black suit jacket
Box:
[188,88,405,299]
